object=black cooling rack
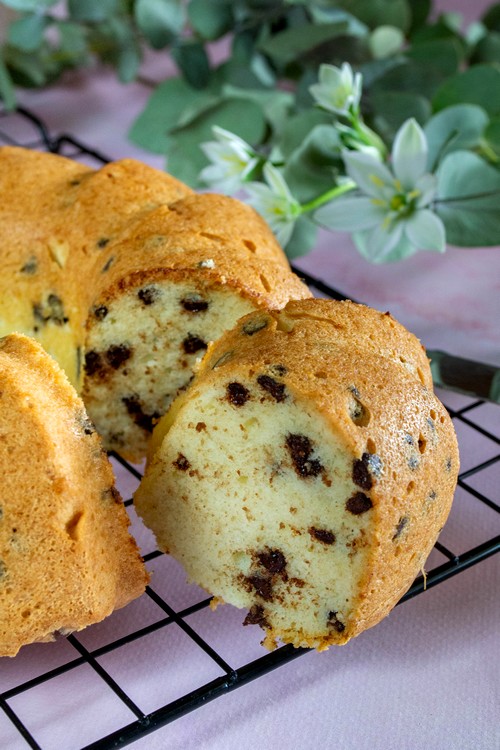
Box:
[1,106,499,750]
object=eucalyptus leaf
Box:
[68,0,120,22]
[258,22,348,65]
[471,31,500,63]
[56,22,89,61]
[172,41,210,89]
[370,91,431,142]
[129,77,207,153]
[188,0,233,41]
[221,84,294,135]
[407,37,464,76]
[0,54,15,110]
[424,104,489,171]
[309,8,368,37]
[371,60,445,101]
[433,64,500,116]
[283,215,318,259]
[368,25,404,59]
[135,0,184,49]
[284,125,343,203]
[280,110,333,158]
[1,0,56,9]
[333,0,411,32]
[8,14,48,52]
[482,2,500,31]
[483,116,500,158]
[435,150,500,245]
[407,0,431,33]
[166,98,267,186]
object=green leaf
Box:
[407,0,431,33]
[129,77,210,153]
[282,215,318,259]
[68,0,120,22]
[424,104,489,171]
[482,2,500,31]
[333,0,411,32]
[435,150,500,245]
[368,25,404,59]
[135,0,184,49]
[483,116,500,159]
[284,125,342,203]
[407,37,464,77]
[8,14,49,52]
[0,54,15,110]
[188,0,233,41]
[371,91,431,142]
[56,22,89,61]
[166,98,267,186]
[258,22,348,65]
[1,0,56,9]
[370,60,445,101]
[433,64,500,116]
[172,41,210,89]
[471,31,500,63]
[279,109,333,159]
[221,84,294,136]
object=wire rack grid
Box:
[0,106,499,750]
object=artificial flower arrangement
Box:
[2,0,500,262]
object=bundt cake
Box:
[0,146,310,460]
[135,299,459,650]
[0,333,148,657]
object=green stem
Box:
[299,180,357,214]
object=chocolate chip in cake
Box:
[408,455,420,470]
[181,295,209,313]
[352,456,373,490]
[173,453,191,471]
[226,382,250,407]
[0,561,7,580]
[196,422,206,432]
[182,334,207,355]
[212,351,234,369]
[243,604,270,628]
[97,237,110,248]
[102,256,115,273]
[327,610,345,633]
[76,410,96,436]
[101,486,122,504]
[445,457,453,471]
[84,350,104,378]
[105,344,132,369]
[257,548,287,576]
[33,294,68,327]
[122,395,160,433]
[348,388,370,427]
[257,374,286,402]
[285,434,324,478]
[392,515,410,541]
[269,364,287,377]
[21,257,38,275]
[242,317,268,336]
[93,305,108,320]
[346,492,373,515]
[309,527,336,545]
[138,286,160,306]
[246,575,274,601]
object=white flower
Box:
[245,163,301,247]
[200,126,259,194]
[315,118,446,262]
[309,63,362,117]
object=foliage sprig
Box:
[3,0,500,260]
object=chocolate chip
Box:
[182,334,207,355]
[181,296,209,313]
[76,410,96,436]
[404,433,414,445]
[97,237,110,248]
[226,382,250,407]
[345,492,373,515]
[328,611,345,633]
[33,294,68,327]
[173,453,191,471]
[0,560,7,580]
[246,575,273,601]
[138,286,160,306]
[269,364,287,377]
[196,422,206,432]
[242,318,268,336]
[102,256,115,273]
[408,456,419,470]
[243,604,270,628]
[105,344,132,369]
[445,457,452,471]
[84,350,104,377]
[257,374,286,402]
[122,396,160,433]
[21,257,37,274]
[309,527,336,545]
[352,456,373,490]
[285,434,324,478]
[94,305,108,320]
[392,515,409,541]
[257,548,287,575]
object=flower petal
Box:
[343,150,394,199]
[263,163,295,202]
[392,118,428,189]
[405,209,446,253]
[353,221,405,263]
[415,173,437,207]
[315,196,384,231]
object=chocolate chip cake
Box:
[0,146,310,460]
[0,334,148,657]
[135,299,459,650]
